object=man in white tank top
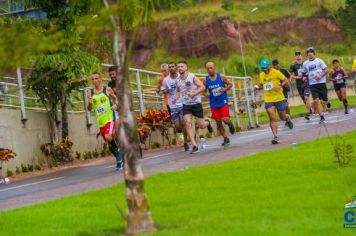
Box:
[173,61,213,154]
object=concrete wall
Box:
[0,109,105,174]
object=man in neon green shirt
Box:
[87,72,123,171]
[258,58,293,144]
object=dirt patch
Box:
[133,16,343,64]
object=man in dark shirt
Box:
[289,51,312,120]
[272,59,291,115]
[108,66,117,93]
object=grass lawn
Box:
[1,132,356,235]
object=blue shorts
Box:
[265,100,286,111]
[170,107,183,122]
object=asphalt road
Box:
[1,109,356,211]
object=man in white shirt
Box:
[302,47,330,123]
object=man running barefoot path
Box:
[161,62,190,151]
[329,59,349,114]
[289,51,312,120]
[87,72,123,171]
[173,61,213,154]
[302,47,330,123]
[258,58,294,144]
[203,62,235,147]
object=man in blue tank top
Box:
[203,62,235,146]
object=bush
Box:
[21,164,28,173]
[40,138,74,164]
[48,158,58,168]
[92,150,99,158]
[27,164,34,172]
[75,151,81,160]
[151,142,161,149]
[15,166,21,174]
[6,169,13,177]
[35,164,41,171]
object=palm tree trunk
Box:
[103,0,156,234]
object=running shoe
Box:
[116,161,123,171]
[345,109,349,114]
[184,142,190,151]
[319,115,325,124]
[228,122,235,134]
[221,137,231,147]
[190,146,199,154]
[304,114,310,121]
[206,119,213,133]
[286,118,293,129]
[271,136,280,144]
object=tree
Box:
[25,0,100,142]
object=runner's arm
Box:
[191,76,206,96]
[342,68,349,79]
[328,69,335,81]
[107,87,119,111]
[221,74,232,92]
[172,85,180,103]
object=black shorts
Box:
[310,83,328,101]
[333,83,346,91]
[296,84,310,100]
[183,103,204,118]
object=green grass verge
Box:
[1,131,356,235]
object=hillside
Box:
[130,0,355,76]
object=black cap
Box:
[295,51,302,56]
[272,59,279,65]
[306,47,315,53]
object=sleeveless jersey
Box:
[176,72,201,105]
[92,86,114,128]
[331,68,346,85]
[205,73,228,108]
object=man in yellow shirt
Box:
[352,59,356,79]
[258,58,293,144]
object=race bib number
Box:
[297,69,303,76]
[212,87,222,96]
[336,76,344,84]
[263,82,273,91]
[96,105,107,114]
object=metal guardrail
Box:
[0,66,260,129]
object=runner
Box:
[258,58,293,144]
[272,59,291,115]
[161,62,190,151]
[302,47,330,123]
[289,51,312,120]
[87,72,123,171]
[156,63,170,114]
[203,62,235,147]
[328,59,349,114]
[107,66,120,129]
[173,61,213,154]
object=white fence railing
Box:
[0,66,260,130]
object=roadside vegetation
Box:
[0,130,355,235]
